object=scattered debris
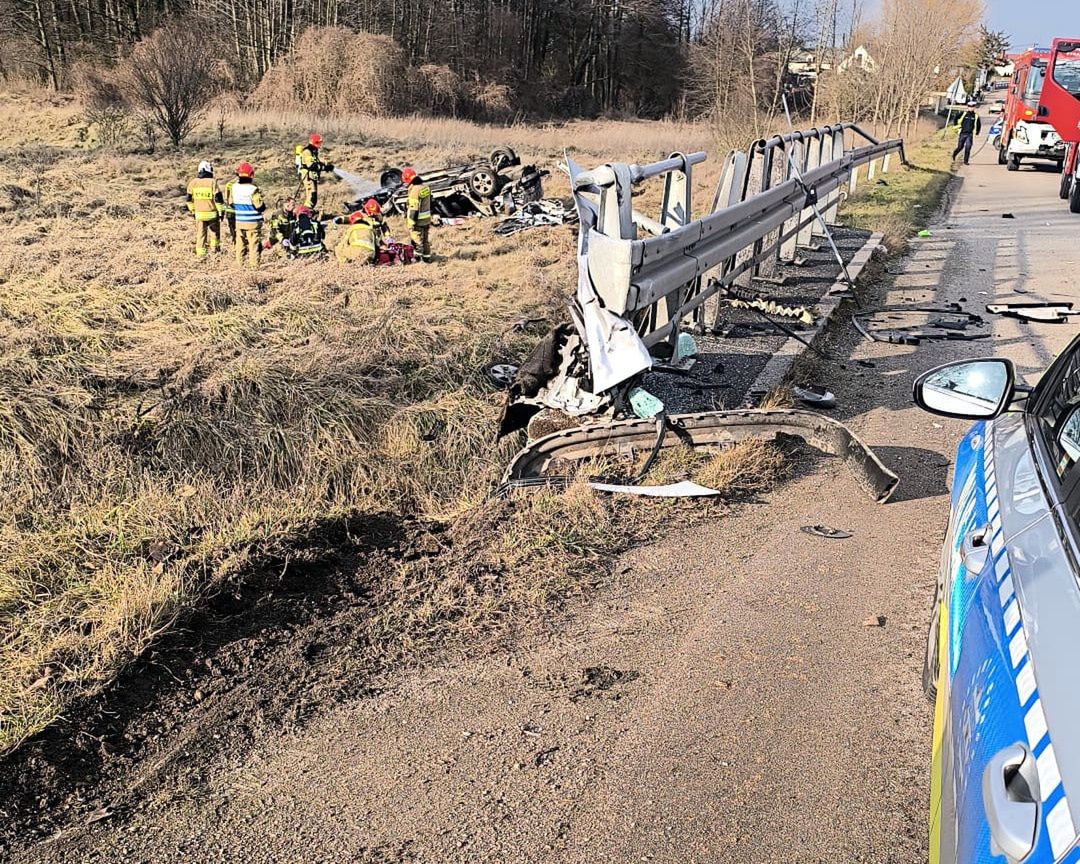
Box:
[484,363,520,389]
[725,296,816,325]
[534,746,560,767]
[570,666,639,701]
[1002,213,1015,219]
[853,304,987,345]
[862,615,887,627]
[917,230,932,237]
[588,480,724,498]
[986,302,1075,324]
[792,385,836,409]
[493,199,578,235]
[800,525,853,539]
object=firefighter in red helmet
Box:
[295,133,334,209]
[336,199,389,264]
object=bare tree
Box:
[123,22,218,146]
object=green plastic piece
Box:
[629,387,664,419]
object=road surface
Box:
[12,132,1080,863]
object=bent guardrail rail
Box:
[500,123,905,436]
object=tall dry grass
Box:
[0,89,777,754]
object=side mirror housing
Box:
[913,359,1016,420]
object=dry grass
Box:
[0,89,781,754]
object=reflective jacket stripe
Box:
[230,183,264,224]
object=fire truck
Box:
[997,48,1067,171]
[1040,39,1080,210]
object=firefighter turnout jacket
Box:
[297,144,330,182]
[337,215,388,261]
[406,183,432,227]
[187,176,224,221]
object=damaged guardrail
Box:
[501,125,904,438]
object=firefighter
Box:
[335,199,388,264]
[402,166,432,263]
[185,160,224,258]
[227,162,266,268]
[264,198,297,253]
[296,133,334,209]
[952,109,982,166]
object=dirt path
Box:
[14,130,1080,863]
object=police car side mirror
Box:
[913,359,1016,420]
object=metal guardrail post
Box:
[796,133,823,248]
[823,129,845,224]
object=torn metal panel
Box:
[503,409,899,504]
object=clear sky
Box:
[985,0,1073,51]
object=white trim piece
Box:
[1004,599,1021,635]
[1025,699,1049,750]
[1016,660,1037,706]
[1038,744,1063,802]
[1046,797,1076,859]
[995,555,1010,584]
[999,574,1015,608]
[1010,627,1029,668]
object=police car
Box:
[914,348,1080,863]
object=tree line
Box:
[1,0,984,127]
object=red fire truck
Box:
[1040,39,1080,210]
[997,48,1067,171]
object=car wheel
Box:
[380,168,403,189]
[1061,171,1073,200]
[1007,152,1021,171]
[923,589,941,703]
[489,147,518,171]
[469,168,499,199]
[1058,159,1066,173]
[1069,176,1080,214]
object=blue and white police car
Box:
[914,349,1080,864]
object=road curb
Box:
[747,230,884,398]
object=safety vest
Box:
[229,181,264,225]
[407,184,432,226]
[223,179,236,216]
[187,177,221,221]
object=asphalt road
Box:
[16,128,1080,863]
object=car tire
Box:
[469,168,499,199]
[489,147,518,171]
[380,168,403,189]
[923,589,941,703]
[1069,177,1080,214]
[1058,159,1066,173]
[998,139,1008,165]
[1062,172,1073,200]
[1007,152,1021,171]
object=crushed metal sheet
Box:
[588,480,724,498]
[503,408,899,503]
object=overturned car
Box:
[351,147,546,219]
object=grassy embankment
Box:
[841,123,956,250]
[0,89,784,754]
